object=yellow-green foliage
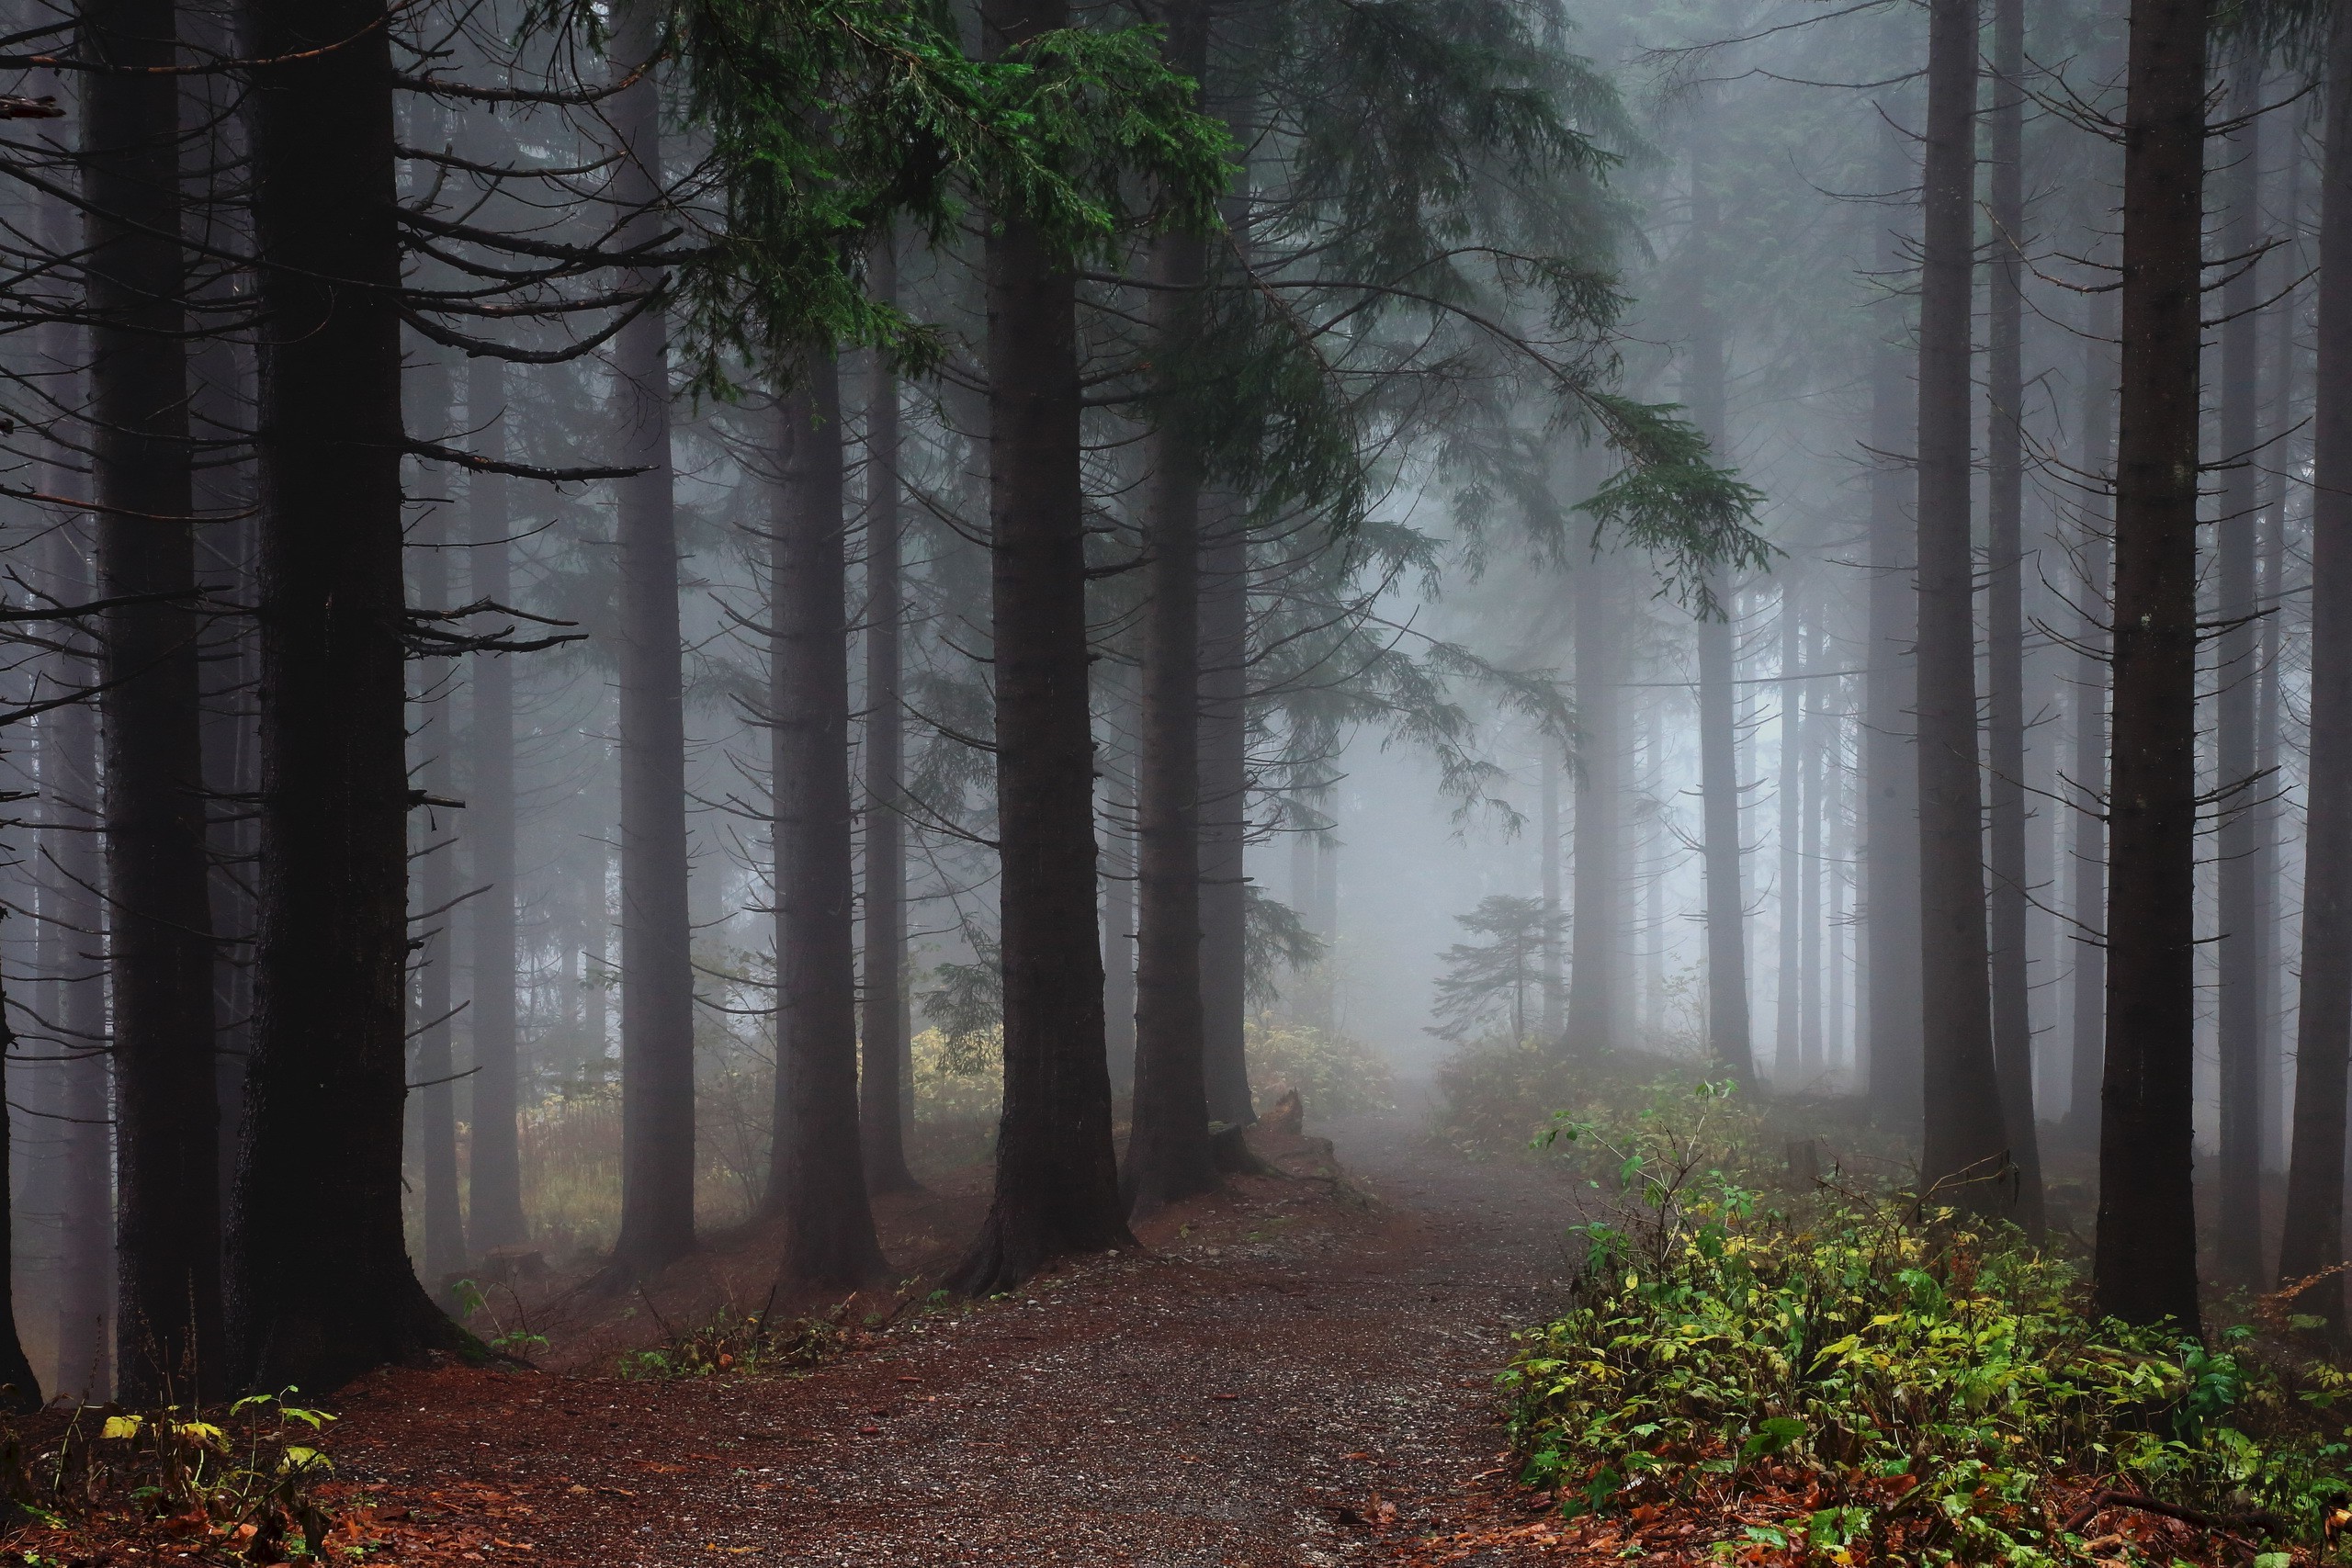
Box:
[1245,1020,1396,1118]
[913,1023,1002,1124]
[1508,1081,2352,1565]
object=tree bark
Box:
[228,0,472,1390]
[43,525,110,1402]
[861,239,920,1195]
[1125,114,1219,1212]
[1984,0,2044,1233]
[1101,665,1139,1096]
[2067,301,2114,1147]
[772,368,889,1286]
[80,0,225,1403]
[951,0,1134,1291]
[2278,0,2352,1330]
[1776,582,1804,1079]
[2255,139,2299,1175]
[413,470,466,1286]
[1197,502,1253,1126]
[1914,0,2007,1209]
[467,355,528,1252]
[1864,114,1923,1125]
[2093,0,2210,1332]
[1567,555,1622,1055]
[2213,65,2265,1289]
[1687,129,1754,1086]
[607,0,697,1278]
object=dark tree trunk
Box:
[42,525,110,1402]
[772,368,889,1285]
[183,0,254,1244]
[2213,66,2266,1289]
[228,0,471,1390]
[1101,667,1139,1096]
[1686,130,1754,1085]
[1197,503,1253,1126]
[861,239,920,1195]
[1567,556,1622,1055]
[607,0,697,1277]
[1915,0,2007,1207]
[1984,0,2044,1233]
[467,355,528,1252]
[1864,115,1923,1125]
[1125,100,1219,1212]
[2255,143,2299,1175]
[1776,583,1804,1078]
[2093,0,2210,1332]
[412,479,466,1286]
[80,0,226,1403]
[2278,0,2352,1328]
[2067,302,2114,1148]
[951,0,1133,1292]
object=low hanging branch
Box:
[403,599,585,658]
[401,438,644,483]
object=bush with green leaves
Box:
[1506,1081,2352,1565]
[1245,1021,1395,1120]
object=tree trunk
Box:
[2213,65,2266,1289]
[861,240,920,1195]
[1567,556,1622,1055]
[1686,129,1754,1085]
[1101,667,1139,1096]
[467,355,529,1252]
[1198,503,1254,1126]
[413,475,466,1286]
[1799,625,1825,1078]
[1984,0,2045,1233]
[773,368,889,1285]
[607,0,697,1277]
[2256,140,2299,1175]
[43,525,110,1402]
[2093,0,2210,1332]
[2067,306,2114,1148]
[228,0,472,1390]
[951,0,1133,1291]
[80,0,225,1403]
[2278,0,2352,1329]
[1541,741,1563,1042]
[1865,114,1924,1126]
[1776,583,1804,1079]
[1125,122,1219,1213]
[1914,0,2007,1208]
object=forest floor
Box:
[21,1100,1634,1567]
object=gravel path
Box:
[331,1110,1582,1566]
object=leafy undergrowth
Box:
[0,1392,349,1564]
[1498,1081,2352,1568]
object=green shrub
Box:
[1245,1021,1395,1118]
[1506,1081,2352,1565]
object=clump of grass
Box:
[1507,1079,2352,1567]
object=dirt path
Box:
[330,1107,1581,1566]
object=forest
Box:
[0,0,2346,1558]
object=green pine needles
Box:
[669,0,1234,388]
